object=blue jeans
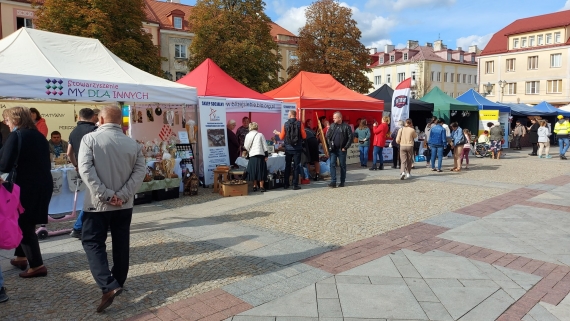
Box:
[372,146,384,166]
[73,210,84,230]
[330,149,347,183]
[559,138,569,156]
[430,144,444,170]
[359,146,369,166]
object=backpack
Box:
[285,120,301,146]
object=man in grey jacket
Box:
[78,105,145,313]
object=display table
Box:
[236,155,286,173]
[146,158,183,192]
[49,167,86,215]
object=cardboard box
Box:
[220,182,248,197]
[134,191,153,205]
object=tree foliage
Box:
[188,0,282,92]
[34,0,162,76]
[288,0,372,93]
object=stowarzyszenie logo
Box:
[394,95,408,108]
[44,78,64,96]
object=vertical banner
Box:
[391,88,411,132]
[478,110,499,135]
[281,103,297,126]
[198,98,230,186]
[498,112,510,148]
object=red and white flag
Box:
[391,78,412,131]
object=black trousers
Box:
[392,146,401,167]
[532,143,538,155]
[513,135,521,148]
[14,219,43,268]
[82,208,132,294]
[284,151,302,187]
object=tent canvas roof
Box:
[368,84,434,111]
[502,103,554,116]
[0,28,196,104]
[264,71,384,111]
[176,58,277,101]
[533,101,570,117]
[456,89,510,113]
[421,87,478,112]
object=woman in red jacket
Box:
[29,108,48,138]
[370,116,390,170]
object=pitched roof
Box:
[481,10,570,56]
[369,45,477,68]
[269,22,296,38]
[144,0,192,31]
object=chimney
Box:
[425,42,433,47]
[384,44,395,53]
[166,0,181,2]
[368,47,377,54]
[457,47,462,51]
[434,40,444,51]
[406,40,419,49]
[468,45,478,53]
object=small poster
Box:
[178,131,190,144]
[281,103,297,126]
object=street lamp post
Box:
[497,80,507,102]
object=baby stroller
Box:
[36,178,81,240]
[474,143,492,158]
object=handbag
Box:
[456,134,467,146]
[0,131,24,250]
[245,133,258,159]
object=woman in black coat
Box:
[0,107,52,278]
[527,118,539,156]
[226,120,240,166]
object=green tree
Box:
[288,0,372,93]
[33,0,162,76]
[188,0,282,92]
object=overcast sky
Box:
[179,0,570,52]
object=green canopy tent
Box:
[420,86,479,133]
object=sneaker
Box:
[0,287,8,303]
[546,155,552,159]
[400,172,405,180]
[338,183,345,187]
[563,155,568,160]
[70,229,82,239]
[406,173,411,179]
[300,178,310,185]
[328,183,337,188]
[293,185,301,190]
[369,166,377,171]
[538,155,543,158]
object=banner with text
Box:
[281,103,297,127]
[198,98,230,186]
[478,110,499,135]
[391,88,411,132]
[225,98,281,113]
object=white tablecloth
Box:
[146,158,183,192]
[49,167,85,214]
[236,155,286,173]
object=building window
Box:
[175,72,186,80]
[471,55,475,63]
[379,57,384,63]
[462,74,466,83]
[450,73,454,83]
[485,61,494,74]
[460,54,464,63]
[16,17,33,29]
[397,72,406,82]
[546,33,552,44]
[390,55,395,62]
[538,35,544,45]
[528,56,538,70]
[468,75,472,84]
[506,58,516,72]
[387,74,391,84]
[174,44,187,59]
[513,38,519,49]
[457,73,461,82]
[555,32,561,43]
[374,75,381,85]
[551,54,562,68]
[526,81,540,94]
[506,83,517,95]
[411,71,416,80]
[521,37,527,47]
[430,71,435,81]
[474,75,477,84]
[547,80,562,93]
[444,72,448,82]
[173,17,183,29]
[529,36,535,47]
[403,53,408,61]
[436,72,441,82]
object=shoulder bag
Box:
[245,133,258,159]
[0,130,24,250]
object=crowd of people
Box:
[0,105,146,313]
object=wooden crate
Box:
[220,182,248,197]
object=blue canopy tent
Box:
[456,89,511,113]
[533,101,570,117]
[502,103,555,116]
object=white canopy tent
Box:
[0,28,197,104]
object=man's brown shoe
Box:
[96,287,123,313]
[19,266,47,278]
[10,259,28,270]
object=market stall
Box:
[421,87,479,134]
[176,58,289,186]
[0,28,198,212]
[265,71,384,164]
[457,89,511,147]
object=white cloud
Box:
[275,6,308,36]
[365,0,455,11]
[456,33,493,51]
[561,0,570,10]
[271,0,289,15]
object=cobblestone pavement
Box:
[1,149,569,320]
